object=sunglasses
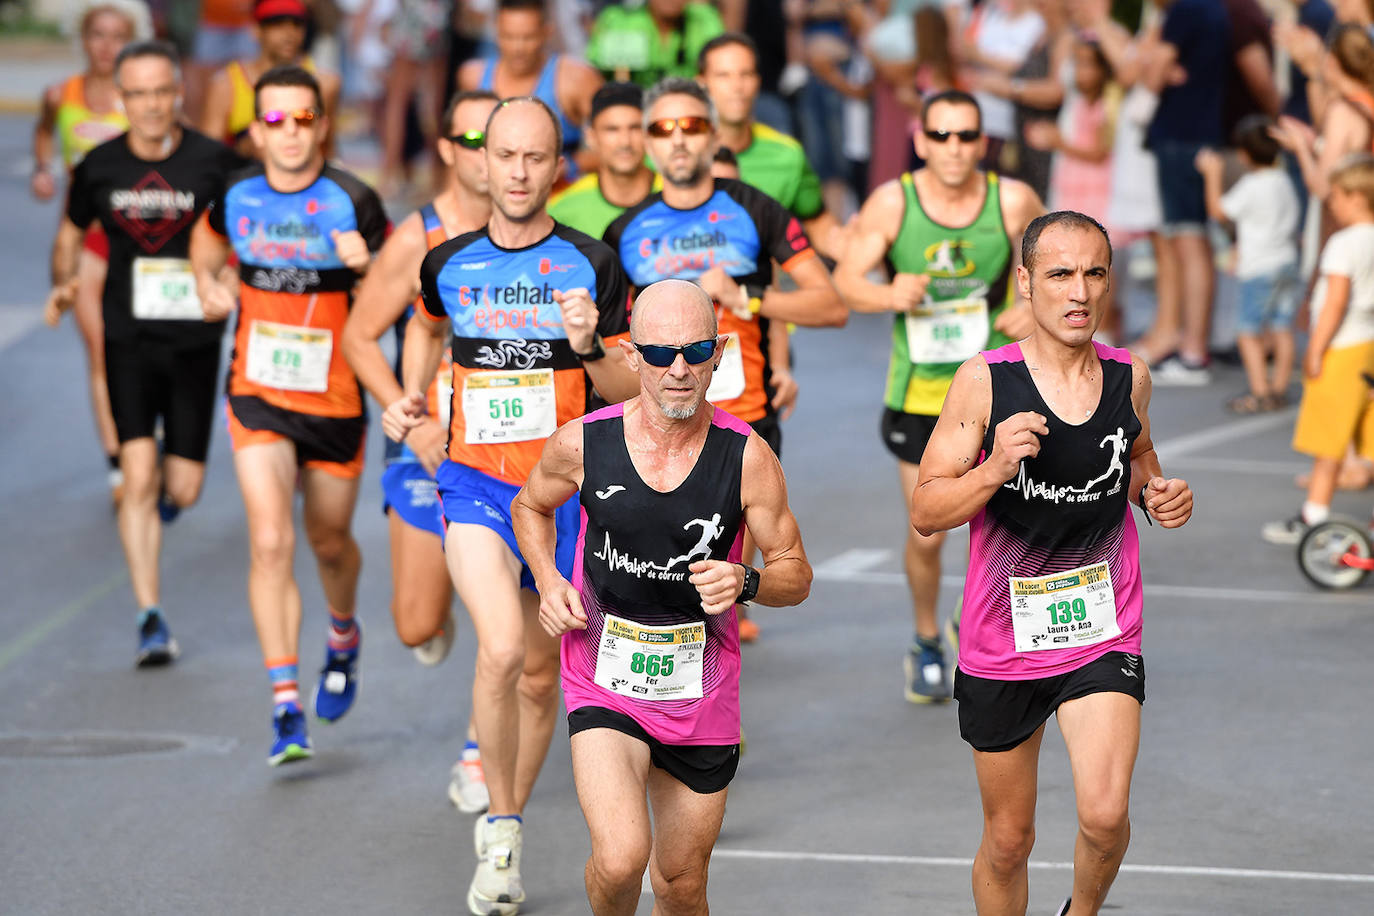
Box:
[633,338,719,367]
[923,128,982,144]
[646,116,711,138]
[260,108,319,128]
[446,130,485,149]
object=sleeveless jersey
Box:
[210,162,389,418]
[386,203,456,466]
[54,75,127,170]
[478,55,583,155]
[562,402,749,746]
[418,222,632,486]
[605,177,817,423]
[961,341,1145,680]
[885,172,1014,416]
[224,57,318,142]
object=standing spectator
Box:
[1222,0,1282,141]
[1197,117,1302,414]
[1262,155,1374,543]
[1025,38,1116,221]
[375,0,450,200]
[1139,0,1230,384]
[960,0,1046,173]
[1274,0,1336,224]
[586,0,725,87]
[187,0,258,120]
[795,0,868,217]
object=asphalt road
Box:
[2,114,1372,915]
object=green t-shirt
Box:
[586,2,725,88]
[736,123,824,220]
[548,174,632,240]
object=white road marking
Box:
[711,848,1374,884]
[810,548,893,578]
[0,304,42,352]
[1154,410,1298,461]
[1165,456,1308,476]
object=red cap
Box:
[254,0,308,22]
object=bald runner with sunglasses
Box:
[192,65,387,766]
[834,89,1044,705]
[512,279,812,916]
[392,96,637,916]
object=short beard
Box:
[662,403,698,420]
[662,161,707,188]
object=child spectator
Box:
[1263,154,1374,544]
[1025,38,1116,220]
[1196,115,1302,414]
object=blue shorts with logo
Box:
[435,459,580,591]
[381,461,445,538]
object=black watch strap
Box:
[574,335,606,362]
[737,564,761,604]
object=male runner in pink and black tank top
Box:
[512,280,812,916]
[911,211,1193,916]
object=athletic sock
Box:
[137,605,163,627]
[327,608,360,651]
[486,814,523,825]
[267,657,300,708]
[914,634,942,652]
[462,740,480,760]
[107,454,120,471]
[1301,501,1331,525]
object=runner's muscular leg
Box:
[971,724,1045,916]
[1056,691,1141,916]
[74,249,118,458]
[512,586,561,810]
[300,466,362,620]
[571,729,654,916]
[161,454,208,510]
[900,459,946,641]
[647,767,728,916]
[234,440,303,662]
[118,437,162,609]
[446,521,531,816]
[386,509,453,646]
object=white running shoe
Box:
[1152,356,1212,387]
[469,817,524,915]
[413,610,456,666]
[449,748,490,814]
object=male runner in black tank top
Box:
[911,212,1193,916]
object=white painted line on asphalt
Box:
[0,304,42,352]
[0,569,126,675]
[810,548,893,578]
[1154,409,1298,461]
[712,848,1374,884]
[1165,456,1308,476]
[812,568,1368,605]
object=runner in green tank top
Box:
[835,90,1043,703]
[547,82,654,239]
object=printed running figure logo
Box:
[924,239,976,278]
[592,513,726,582]
[1005,427,1129,505]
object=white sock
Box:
[1301,501,1330,525]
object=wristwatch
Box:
[573,335,606,361]
[737,564,761,604]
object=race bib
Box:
[904,297,989,364]
[594,614,706,702]
[705,332,745,403]
[245,320,333,392]
[131,258,202,321]
[1009,562,1120,653]
[462,368,556,444]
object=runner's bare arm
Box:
[911,356,1048,534]
[694,434,812,610]
[386,310,447,442]
[513,421,589,635]
[994,177,1046,339]
[342,211,426,408]
[802,210,842,261]
[30,85,60,200]
[1126,354,1193,528]
[199,69,232,143]
[44,218,85,325]
[768,252,848,326]
[190,214,238,321]
[833,180,911,313]
[554,287,640,402]
[319,71,343,159]
[766,319,799,419]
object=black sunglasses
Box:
[924,128,981,144]
[446,130,485,149]
[633,338,719,367]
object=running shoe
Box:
[449,749,491,814]
[738,617,760,643]
[414,610,456,667]
[313,622,362,722]
[108,467,124,512]
[1152,356,1212,387]
[135,610,179,667]
[469,817,525,915]
[268,702,313,766]
[903,638,950,703]
[157,491,181,524]
[1261,516,1308,545]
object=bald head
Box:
[630,280,717,342]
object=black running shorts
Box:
[880,407,938,465]
[749,413,782,458]
[104,337,222,462]
[953,651,1146,753]
[568,706,739,795]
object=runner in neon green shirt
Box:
[549,83,655,239]
[587,0,724,88]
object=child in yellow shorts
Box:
[1263,155,1374,544]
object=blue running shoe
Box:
[136,610,179,668]
[269,703,313,766]
[313,622,361,723]
[903,637,950,704]
[157,492,181,524]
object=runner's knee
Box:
[588,843,650,894]
[249,522,296,571]
[475,639,526,686]
[1077,798,1130,848]
[390,596,443,647]
[306,526,355,568]
[649,858,708,913]
[517,661,560,706]
[982,819,1035,874]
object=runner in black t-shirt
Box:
[45,40,238,669]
